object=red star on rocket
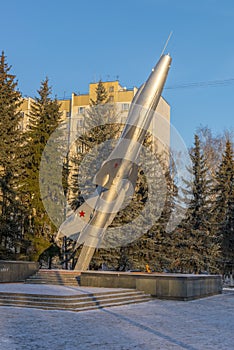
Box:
[79,210,85,217]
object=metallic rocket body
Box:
[57,53,172,270]
[94,54,172,189]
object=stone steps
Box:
[24,269,80,286]
[19,269,152,311]
[0,289,152,312]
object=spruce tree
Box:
[170,134,220,273]
[0,51,24,258]
[90,80,108,106]
[213,139,234,274]
[23,78,62,261]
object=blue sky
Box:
[1,0,234,146]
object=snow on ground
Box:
[0,285,233,350]
[0,283,129,296]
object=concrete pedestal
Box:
[0,261,39,283]
[80,271,222,300]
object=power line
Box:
[45,77,234,100]
[165,77,234,90]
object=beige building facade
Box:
[20,80,170,156]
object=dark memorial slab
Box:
[80,271,222,301]
[0,261,39,283]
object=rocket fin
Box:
[94,158,138,190]
[74,180,136,249]
[56,190,100,240]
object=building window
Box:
[66,112,70,118]
[109,95,114,102]
[109,86,114,93]
[78,106,85,114]
[77,118,83,128]
[122,103,129,111]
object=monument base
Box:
[80,271,222,301]
[0,261,39,283]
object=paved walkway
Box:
[0,284,233,350]
[0,283,128,295]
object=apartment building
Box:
[20,80,170,156]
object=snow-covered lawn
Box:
[0,286,233,350]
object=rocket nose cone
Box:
[161,53,172,65]
[151,54,172,75]
[153,54,172,78]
